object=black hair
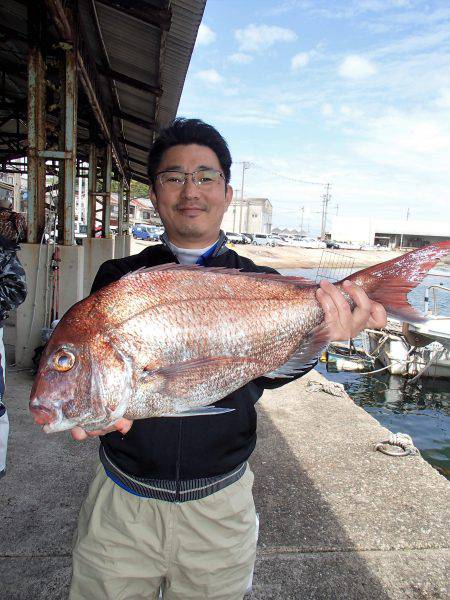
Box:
[147,117,232,185]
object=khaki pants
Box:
[0,327,8,478]
[70,463,257,600]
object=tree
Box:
[111,179,149,199]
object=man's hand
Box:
[70,418,133,441]
[316,279,387,341]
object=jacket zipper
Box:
[175,418,183,502]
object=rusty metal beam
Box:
[44,0,126,181]
[44,0,73,42]
[115,111,156,130]
[120,137,149,153]
[124,186,130,233]
[130,171,148,185]
[62,44,78,246]
[87,143,97,237]
[128,157,147,168]
[99,67,162,96]
[117,176,124,235]
[95,0,172,31]
[27,2,46,244]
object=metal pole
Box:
[87,144,97,237]
[238,162,249,232]
[62,44,77,246]
[245,199,250,232]
[27,2,46,243]
[124,186,130,234]
[102,143,112,237]
[320,183,330,241]
[78,175,82,222]
[117,176,124,235]
[239,170,244,232]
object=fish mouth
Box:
[29,400,58,426]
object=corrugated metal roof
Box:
[90,0,206,182]
[0,0,206,184]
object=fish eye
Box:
[53,350,75,372]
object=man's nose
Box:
[181,175,199,198]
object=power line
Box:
[248,162,326,186]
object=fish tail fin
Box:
[344,242,450,323]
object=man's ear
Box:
[225,184,233,209]
[149,184,158,210]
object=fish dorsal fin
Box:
[264,324,330,379]
[123,263,317,288]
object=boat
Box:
[362,284,450,379]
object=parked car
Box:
[325,240,341,249]
[334,241,362,250]
[132,224,160,241]
[295,237,326,249]
[270,234,290,246]
[225,231,244,244]
[241,233,253,244]
[252,233,276,246]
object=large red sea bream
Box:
[30,242,450,433]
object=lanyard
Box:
[196,241,219,266]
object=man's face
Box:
[150,144,233,248]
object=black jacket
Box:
[92,237,315,480]
[0,238,27,326]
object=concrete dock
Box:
[1,367,449,599]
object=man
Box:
[0,196,27,479]
[69,118,386,599]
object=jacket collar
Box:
[159,230,229,258]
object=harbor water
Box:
[281,266,450,479]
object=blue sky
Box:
[177,0,450,234]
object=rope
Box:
[409,346,447,383]
[375,432,420,457]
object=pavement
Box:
[1,366,449,599]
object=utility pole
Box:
[232,189,240,232]
[320,183,331,240]
[300,206,304,235]
[237,162,250,232]
[406,207,410,220]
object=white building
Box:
[222,197,272,234]
[110,194,161,226]
[331,216,450,248]
[0,172,21,210]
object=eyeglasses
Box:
[155,169,225,188]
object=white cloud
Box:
[354,110,450,172]
[339,105,364,120]
[194,69,224,85]
[435,90,450,109]
[235,24,297,53]
[196,23,216,46]
[338,55,377,79]
[291,52,310,70]
[322,103,333,117]
[228,52,254,64]
[276,104,294,116]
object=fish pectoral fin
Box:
[144,356,252,377]
[143,356,256,398]
[161,407,235,417]
[264,324,330,379]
